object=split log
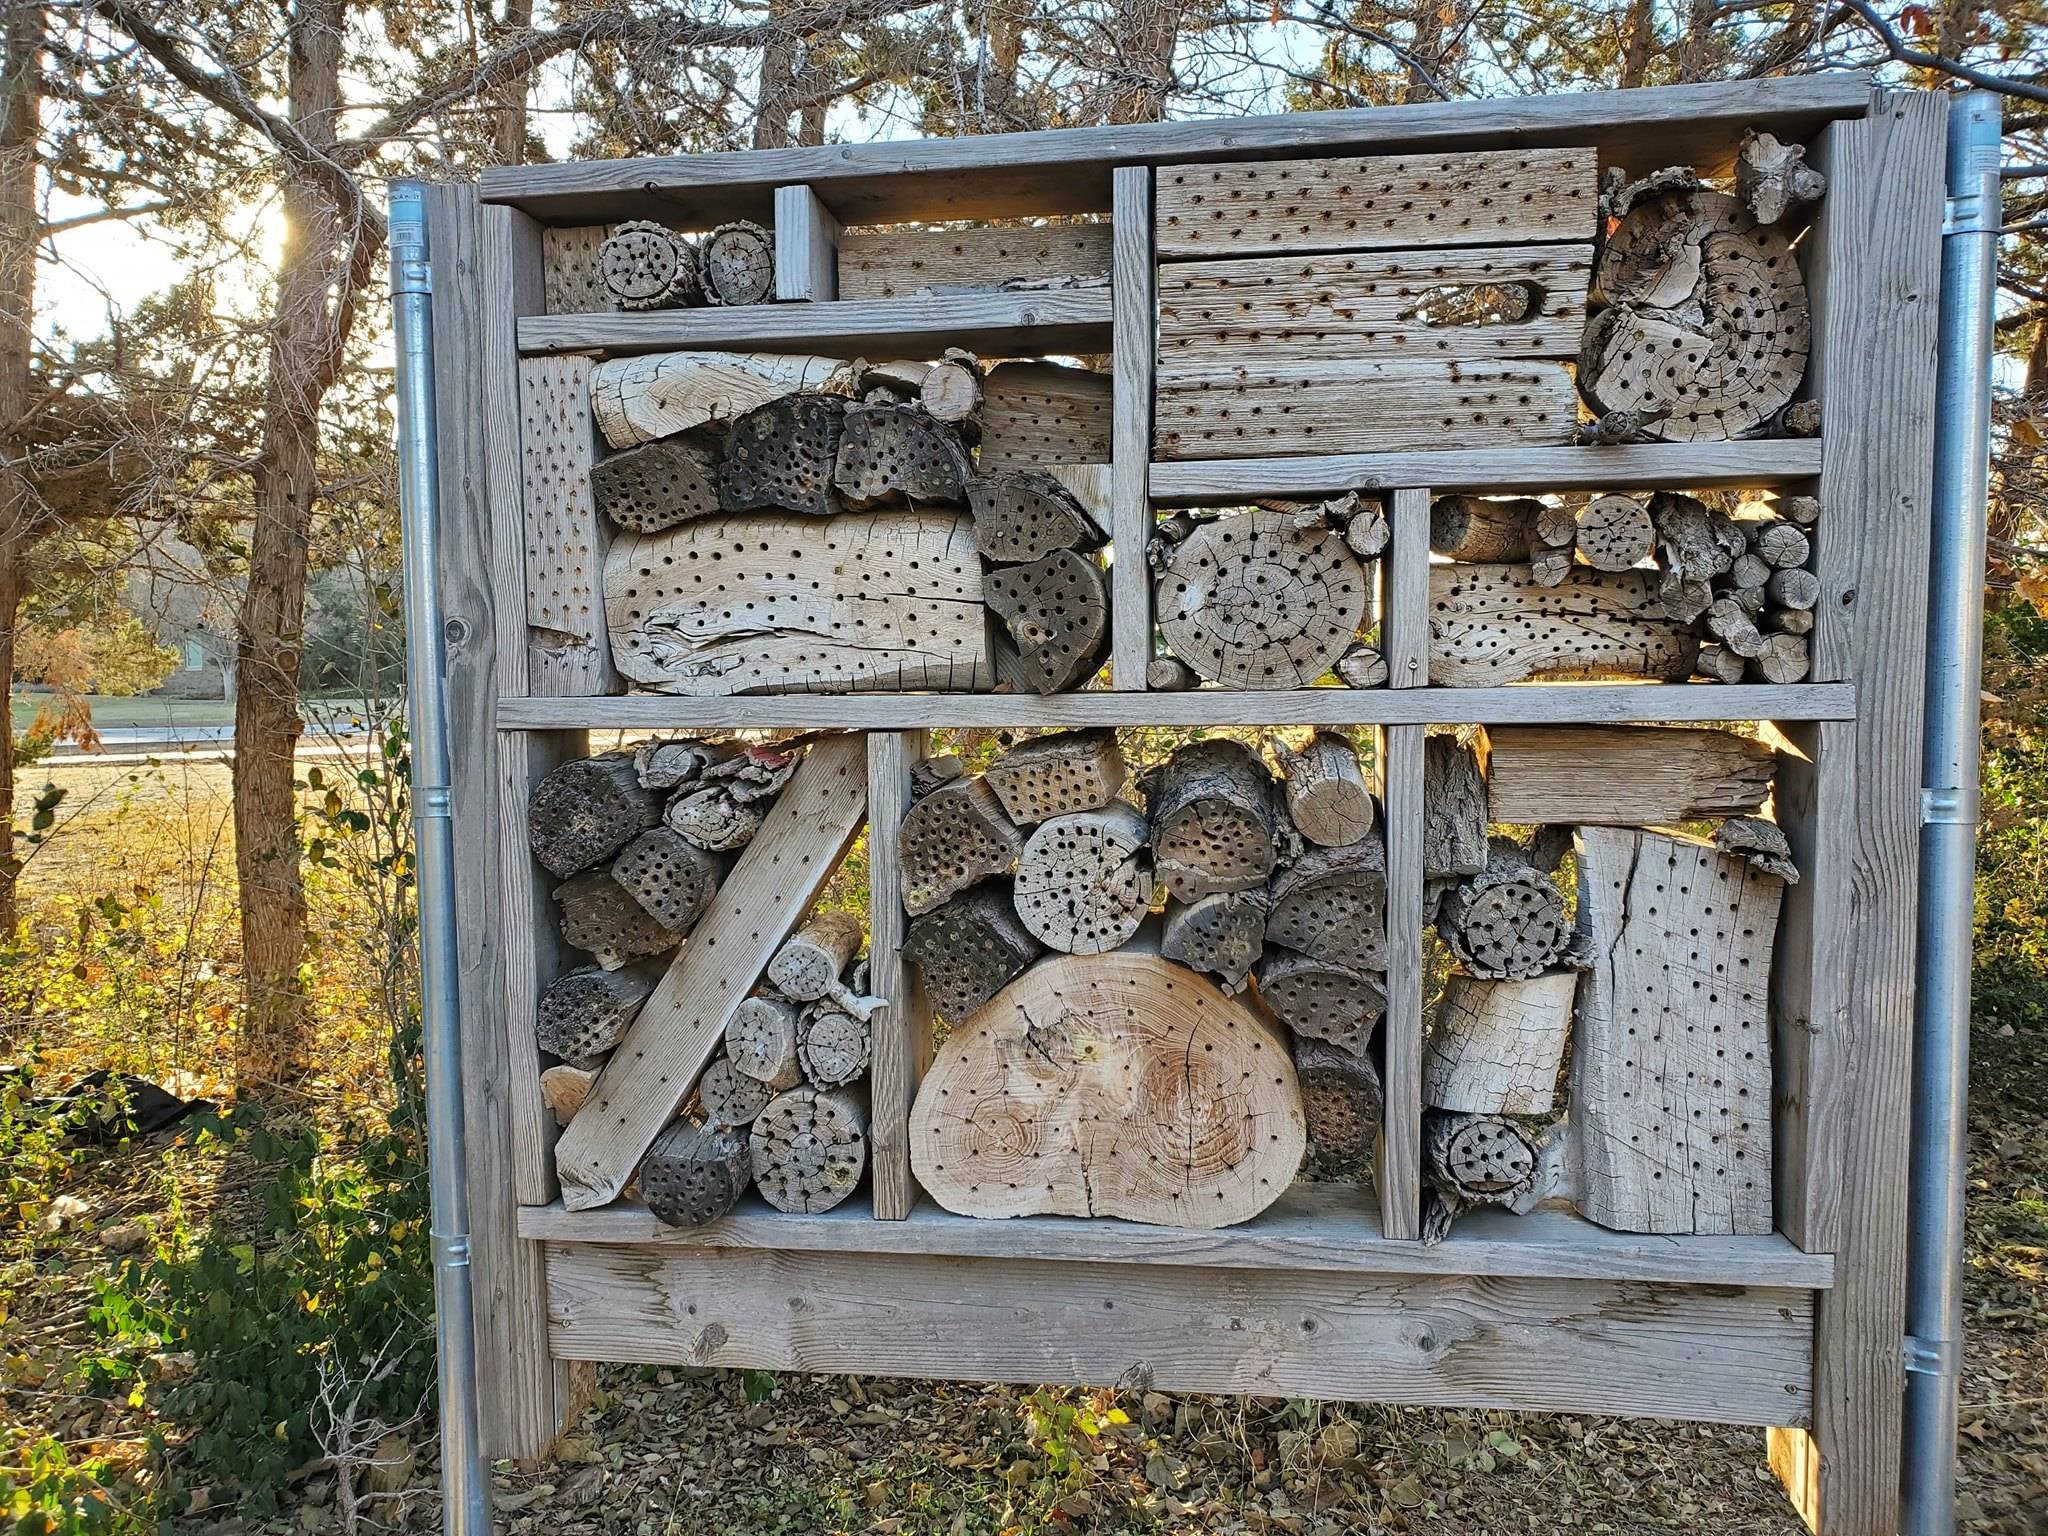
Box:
[698,219,775,305]
[665,786,765,852]
[591,439,722,534]
[1424,1110,1544,1211]
[1772,606,1815,636]
[901,878,1042,1020]
[1648,492,1746,623]
[1422,735,1488,882]
[832,402,974,509]
[797,1005,872,1090]
[590,351,854,450]
[536,958,669,1069]
[1437,840,1570,981]
[642,1116,752,1227]
[609,827,726,932]
[1478,724,1775,826]
[1153,510,1368,689]
[1159,890,1268,992]
[1265,833,1388,971]
[966,470,1104,562]
[528,751,665,878]
[1335,493,1390,558]
[1571,826,1783,1234]
[598,221,700,309]
[633,737,736,790]
[1429,494,1545,562]
[1333,644,1388,689]
[541,1064,598,1127]
[986,550,1110,694]
[1706,596,1764,658]
[1736,129,1827,226]
[1695,643,1747,684]
[1716,815,1801,883]
[899,775,1025,916]
[767,909,863,1000]
[1293,1037,1383,1167]
[697,1053,774,1126]
[1766,566,1821,611]
[1579,185,1809,441]
[1573,494,1653,572]
[1143,738,1285,901]
[1255,949,1386,1055]
[1275,730,1375,848]
[1423,971,1575,1116]
[1427,563,1699,687]
[984,729,1126,824]
[1147,655,1200,691]
[750,1087,869,1214]
[919,352,983,426]
[724,995,803,1090]
[908,943,1306,1227]
[1749,631,1811,683]
[552,869,683,970]
[1779,494,1821,526]
[1012,801,1153,955]
[716,393,846,517]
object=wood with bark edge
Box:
[898,775,1024,917]
[967,471,1104,563]
[1153,510,1369,688]
[697,1054,773,1127]
[1011,801,1153,955]
[1294,1036,1384,1167]
[599,221,700,310]
[536,957,669,1069]
[985,550,1110,694]
[552,734,869,1211]
[541,1065,598,1127]
[901,876,1042,1022]
[664,785,764,851]
[591,438,721,534]
[1265,832,1388,971]
[1422,732,1488,922]
[766,910,862,1001]
[1437,839,1571,981]
[1429,495,1546,562]
[589,350,854,449]
[1160,890,1268,993]
[920,352,983,428]
[798,1006,871,1090]
[698,219,775,305]
[725,995,803,1090]
[528,751,665,878]
[1275,729,1375,847]
[1423,971,1575,1116]
[551,870,683,971]
[716,393,845,517]
[1142,738,1285,901]
[640,1117,751,1227]
[909,941,1306,1228]
[1476,724,1776,826]
[983,729,1126,824]
[1717,814,1800,882]
[1737,129,1827,225]
[832,402,974,510]
[1423,1110,1545,1218]
[750,1087,869,1214]
[1426,563,1699,688]
[608,827,725,933]
[633,737,736,792]
[1254,948,1386,1054]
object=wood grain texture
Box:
[772,184,839,301]
[980,361,1113,470]
[552,735,870,1210]
[542,224,613,314]
[866,731,932,1220]
[1111,167,1154,691]
[1379,724,1425,1240]
[1476,724,1776,824]
[544,1244,1814,1425]
[1382,488,1430,688]
[836,223,1110,299]
[517,354,620,695]
[1427,564,1698,687]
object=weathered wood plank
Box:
[866,730,931,1219]
[1427,564,1697,688]
[1382,488,1429,689]
[553,734,870,1210]
[1111,167,1154,691]
[836,223,1110,299]
[542,224,613,314]
[1379,724,1425,1240]
[980,360,1113,470]
[518,354,620,695]
[1476,724,1777,825]
[772,184,839,301]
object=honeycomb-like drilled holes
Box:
[701,221,774,304]
[718,394,846,517]
[1014,815,1148,954]
[1268,880,1387,966]
[610,828,715,931]
[1445,1118,1535,1192]
[836,405,970,507]
[1155,513,1367,688]
[592,439,721,533]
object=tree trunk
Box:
[1422,971,1575,1116]
[0,2,37,941]
[1264,832,1387,971]
[490,0,534,164]
[608,827,726,932]
[898,774,1023,916]
[553,868,685,971]
[796,1002,870,1090]
[1254,948,1386,1054]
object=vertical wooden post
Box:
[867,729,932,1219]
[1110,165,1155,690]
[1377,722,1425,1240]
[774,184,839,301]
[1767,89,1947,1536]
[1382,487,1430,688]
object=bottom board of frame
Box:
[543,1241,1815,1427]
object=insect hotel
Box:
[415,75,1950,1536]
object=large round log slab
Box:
[1153,511,1368,688]
[909,946,1306,1228]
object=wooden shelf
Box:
[1151,440,1824,501]
[498,682,1855,732]
[517,290,1112,358]
[519,1184,1834,1289]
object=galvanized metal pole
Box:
[1903,88,2000,1536]
[389,181,493,1536]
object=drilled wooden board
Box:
[552,735,870,1210]
[837,223,1111,299]
[1427,563,1697,688]
[542,225,614,314]
[518,355,619,693]
[980,360,1113,469]
[866,730,932,1220]
[1154,148,1597,258]
[1155,358,1577,460]
[1156,244,1591,375]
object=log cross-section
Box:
[1153,511,1368,688]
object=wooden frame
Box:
[428,78,1945,1536]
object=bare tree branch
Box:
[1833,0,2048,105]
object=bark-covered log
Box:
[1275,729,1375,847]
[609,827,726,932]
[1153,510,1368,688]
[1428,564,1699,686]
[899,776,1025,916]
[553,869,684,970]
[750,1087,869,1214]
[1423,971,1575,1116]
[1573,493,1654,572]
[529,751,666,878]
[725,994,804,1090]
[1255,948,1387,1054]
[909,753,965,798]
[1422,734,1488,883]
[1704,596,1764,658]
[1429,494,1545,562]
[1142,738,1285,901]
[798,1004,872,1090]
[641,1116,752,1227]
[1647,491,1747,623]
[1293,1036,1384,1167]
[986,549,1110,694]
[698,219,775,305]
[984,729,1126,824]
[633,737,737,791]
[1716,815,1801,883]
[833,402,974,509]
[535,957,668,1069]
[1265,832,1388,971]
[1436,839,1571,981]
[541,1064,598,1127]
[1779,493,1821,526]
[664,785,766,852]
[1736,129,1827,226]
[716,393,846,517]
[901,877,1042,1020]
[592,438,722,534]
[599,221,701,310]
[1159,889,1268,993]
[1013,801,1153,955]
[698,1053,774,1126]
[702,741,805,803]
[967,470,1103,562]
[1333,644,1389,689]
[1424,1110,1544,1209]
[767,909,863,1001]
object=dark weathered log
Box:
[1275,729,1375,847]
[1159,889,1268,992]
[984,729,1127,824]
[592,438,722,534]
[1716,815,1801,883]
[697,1052,775,1126]
[716,393,846,517]
[1429,494,1544,562]
[641,1116,752,1227]
[664,784,766,852]
[1736,129,1827,226]
[901,877,1043,1020]
[1143,738,1285,901]
[1154,510,1367,688]
[967,470,1103,563]
[767,909,863,1001]
[750,1086,869,1214]
[899,775,1025,916]
[541,1064,598,1127]
[725,994,804,1090]
[1255,948,1386,1054]
[609,827,726,932]
[1780,398,1823,437]
[1424,1110,1544,1211]
[1423,971,1575,1116]
[702,741,805,802]
[535,956,669,1069]
[1422,734,1488,882]
[529,751,666,878]
[1779,493,1821,526]
[1334,644,1389,689]
[1649,491,1746,624]
[833,402,974,509]
[986,550,1110,694]
[1436,839,1570,981]
[1013,801,1153,955]
[552,868,683,970]
[633,736,736,791]
[1294,1036,1384,1167]
[1147,655,1200,690]
[1573,493,1653,572]
[698,219,775,305]
[599,221,700,310]
[1749,631,1811,683]
[798,1004,872,1090]
[1265,832,1388,971]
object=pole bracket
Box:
[1903,1333,1959,1377]
[1920,784,1981,827]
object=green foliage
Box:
[1976,603,2048,1117]
[0,1429,149,1536]
[0,1057,96,1243]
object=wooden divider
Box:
[1377,723,1425,1240]
[1110,166,1155,690]
[866,731,932,1219]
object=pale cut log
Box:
[797,1006,871,1090]
[1437,840,1570,982]
[664,786,765,852]
[716,393,846,517]
[536,957,668,1069]
[833,402,974,509]
[750,1087,869,1214]
[1275,730,1375,847]
[1422,734,1488,881]
[528,750,665,878]
[1766,566,1821,611]
[920,354,983,426]
[1706,596,1764,659]
[697,1054,773,1127]
[591,438,722,534]
[986,550,1110,694]
[589,350,854,450]
[1571,826,1783,1235]
[541,1065,598,1128]
[967,471,1105,562]
[908,941,1306,1228]
[553,869,683,971]
[767,909,863,1000]
[1580,185,1809,442]
[1477,725,1775,826]
[1339,495,1390,558]
[1716,815,1801,883]
[1427,563,1699,687]
[1255,948,1386,1055]
[1160,889,1268,993]
[1429,494,1545,562]
[609,827,726,933]
[633,737,736,790]
[1147,655,1199,690]
[1012,801,1153,955]
[984,729,1127,824]
[978,361,1113,470]
[605,510,991,695]
[1265,832,1388,972]
[1423,971,1575,1116]
[725,995,803,1090]
[1772,606,1815,636]
[858,359,930,398]
[1293,1036,1383,1167]
[1143,738,1284,901]
[1334,645,1388,689]
[699,219,775,305]
[901,878,1042,1021]
[599,221,700,309]
[899,775,1024,916]
[1736,129,1827,226]
[1574,494,1654,572]
[1154,510,1368,688]
[641,1116,751,1227]
[1728,552,1772,591]
[1749,631,1811,683]
[1424,1110,1544,1208]
[1695,643,1747,684]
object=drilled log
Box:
[535,957,669,1069]
[697,1053,775,1127]
[1013,801,1153,955]
[1254,949,1386,1055]
[1424,1110,1544,1208]
[699,219,775,305]
[967,470,1104,562]
[1159,889,1268,993]
[798,1005,872,1090]
[984,729,1127,824]
[1153,510,1368,688]
[553,868,683,970]
[725,994,804,1090]
[899,775,1025,916]
[901,877,1043,1021]
[1294,1036,1384,1167]
[716,393,846,517]
[1423,971,1575,1116]
[528,751,666,878]
[1143,738,1284,901]
[664,785,766,852]
[1429,494,1545,562]
[599,221,701,310]
[767,909,863,1001]
[1573,494,1653,572]
[986,549,1110,694]
[591,439,722,535]
[750,1087,869,1214]
[609,827,726,932]
[833,401,974,509]
[641,1116,752,1227]
[1437,839,1570,981]
[1275,729,1375,848]
[1428,563,1699,687]
[1265,832,1388,971]
[541,1064,598,1127]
